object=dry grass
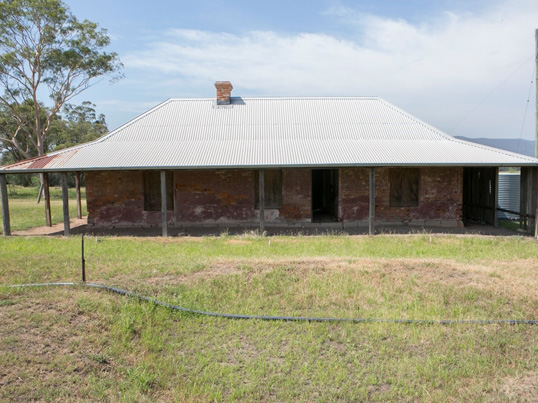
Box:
[142,256,538,303]
[0,235,537,401]
[0,289,118,401]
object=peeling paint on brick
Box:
[375,167,463,224]
[339,168,370,221]
[86,171,173,227]
[86,167,463,228]
[175,169,257,223]
[280,169,311,222]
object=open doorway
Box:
[462,167,497,225]
[312,169,338,222]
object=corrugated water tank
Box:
[498,173,520,220]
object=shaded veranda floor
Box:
[11,217,532,237]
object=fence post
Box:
[81,234,86,282]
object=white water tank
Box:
[498,173,520,220]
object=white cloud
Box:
[123,0,538,139]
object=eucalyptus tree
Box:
[50,101,108,151]
[0,0,122,160]
[0,100,108,162]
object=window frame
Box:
[254,169,283,209]
[389,168,420,208]
[143,171,174,212]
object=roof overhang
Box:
[2,97,538,173]
[3,161,538,175]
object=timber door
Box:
[462,167,498,225]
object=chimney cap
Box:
[214,81,233,89]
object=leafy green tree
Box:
[0,0,122,160]
[0,100,60,185]
[0,100,108,163]
[0,99,44,161]
[0,100,105,186]
[50,101,108,150]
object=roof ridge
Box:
[447,136,538,161]
[168,96,381,101]
[375,98,454,140]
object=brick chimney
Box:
[215,81,233,105]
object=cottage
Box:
[1,81,538,236]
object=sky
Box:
[63,0,538,141]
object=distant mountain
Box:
[455,137,535,157]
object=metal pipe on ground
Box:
[6,281,538,325]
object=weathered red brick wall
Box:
[374,167,463,224]
[175,169,256,223]
[86,167,462,227]
[86,170,171,226]
[174,168,312,223]
[280,169,311,222]
[339,168,370,221]
[338,167,462,224]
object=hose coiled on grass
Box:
[6,282,538,325]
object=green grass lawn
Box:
[0,235,537,401]
[498,219,528,232]
[0,185,87,234]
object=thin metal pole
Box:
[75,172,82,219]
[535,29,538,158]
[259,169,265,234]
[61,173,70,236]
[81,234,86,282]
[161,171,168,237]
[0,174,11,236]
[43,172,52,227]
[494,167,499,227]
[369,168,375,236]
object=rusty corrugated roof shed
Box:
[2,97,537,173]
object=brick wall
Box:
[86,167,462,227]
[280,169,311,222]
[338,167,462,225]
[174,168,312,223]
[374,167,463,225]
[86,170,172,226]
[175,169,256,223]
[339,168,370,221]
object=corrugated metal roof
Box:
[2,97,537,173]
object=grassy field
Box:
[0,235,537,401]
[0,185,87,234]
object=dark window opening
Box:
[254,169,282,209]
[144,171,174,211]
[312,169,338,222]
[389,168,419,207]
